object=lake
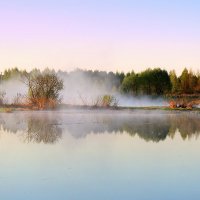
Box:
[0,110,200,200]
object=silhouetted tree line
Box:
[0,67,200,95]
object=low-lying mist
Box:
[0,78,27,104]
[60,70,115,105]
[115,94,167,107]
[0,110,200,143]
[59,71,167,107]
[0,70,167,107]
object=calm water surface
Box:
[0,110,200,200]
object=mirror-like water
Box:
[0,110,200,200]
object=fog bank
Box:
[0,72,167,107]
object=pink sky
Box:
[0,0,200,74]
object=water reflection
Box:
[0,113,62,144]
[0,110,199,143]
[25,117,62,144]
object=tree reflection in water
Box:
[124,113,200,142]
[168,114,200,140]
[62,112,200,142]
[0,111,199,143]
[25,117,62,144]
[0,112,62,144]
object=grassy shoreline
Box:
[0,104,200,113]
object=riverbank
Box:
[0,104,200,113]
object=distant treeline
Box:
[0,67,200,95]
[122,68,200,95]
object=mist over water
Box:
[59,72,167,107]
[0,110,200,200]
[115,94,168,107]
[0,70,169,107]
[0,79,26,104]
[0,110,199,143]
[61,75,112,105]
[0,71,169,107]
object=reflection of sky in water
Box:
[0,110,200,200]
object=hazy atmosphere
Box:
[1,0,200,74]
[0,1,200,200]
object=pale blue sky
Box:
[0,0,200,73]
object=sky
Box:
[0,0,200,74]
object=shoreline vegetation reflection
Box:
[0,110,199,144]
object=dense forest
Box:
[0,67,199,96]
